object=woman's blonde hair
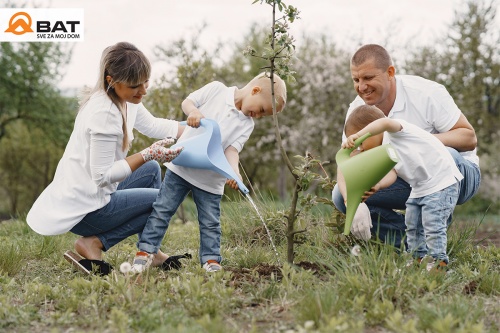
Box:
[80,42,151,150]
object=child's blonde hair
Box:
[248,72,287,112]
[345,105,385,136]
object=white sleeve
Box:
[134,104,179,139]
[90,133,132,187]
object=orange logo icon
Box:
[5,12,34,35]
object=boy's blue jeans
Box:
[70,161,162,251]
[137,169,223,265]
[332,147,481,248]
[405,182,459,263]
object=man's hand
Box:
[350,202,372,240]
[140,138,183,164]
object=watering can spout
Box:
[170,119,250,195]
[335,133,399,236]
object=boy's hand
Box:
[341,133,361,149]
[361,183,381,202]
[225,178,239,191]
[186,109,204,128]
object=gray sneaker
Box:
[202,260,222,272]
[131,251,153,273]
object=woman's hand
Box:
[140,138,183,163]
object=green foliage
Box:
[0,196,499,332]
[0,41,75,216]
[404,0,500,210]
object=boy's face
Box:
[240,86,278,119]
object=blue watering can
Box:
[170,119,250,194]
[335,133,399,236]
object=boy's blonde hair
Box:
[345,105,385,136]
[248,72,287,112]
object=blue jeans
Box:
[137,169,223,265]
[447,147,481,205]
[332,147,481,248]
[70,161,162,251]
[405,182,459,263]
[332,177,409,248]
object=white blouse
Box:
[27,92,178,235]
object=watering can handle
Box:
[335,132,372,164]
[179,119,212,128]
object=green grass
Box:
[0,197,498,333]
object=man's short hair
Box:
[351,44,393,70]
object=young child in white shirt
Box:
[340,105,462,271]
[130,73,287,273]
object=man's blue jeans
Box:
[137,169,223,265]
[332,147,481,248]
[70,161,162,251]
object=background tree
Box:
[404,0,500,210]
[0,41,75,216]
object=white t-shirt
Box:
[345,75,479,166]
[167,81,254,195]
[27,91,178,235]
[386,119,463,198]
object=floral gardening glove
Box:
[140,138,183,164]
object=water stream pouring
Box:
[335,133,399,236]
[170,119,281,264]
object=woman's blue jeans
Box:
[137,169,223,265]
[332,147,481,248]
[70,161,162,251]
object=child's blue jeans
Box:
[405,182,459,263]
[137,169,223,265]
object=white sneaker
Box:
[131,251,153,273]
[202,260,222,272]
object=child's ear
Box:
[251,86,262,95]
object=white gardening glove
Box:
[140,138,183,164]
[350,202,373,240]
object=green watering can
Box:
[335,133,399,236]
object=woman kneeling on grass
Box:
[27,42,191,276]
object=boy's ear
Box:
[251,86,262,95]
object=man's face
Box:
[350,58,393,107]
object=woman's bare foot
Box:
[74,236,103,260]
[151,250,169,267]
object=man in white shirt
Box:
[332,44,481,248]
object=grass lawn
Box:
[0,197,498,333]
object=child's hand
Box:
[341,133,360,149]
[225,179,239,191]
[186,110,204,128]
[361,183,381,202]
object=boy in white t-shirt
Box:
[340,105,462,271]
[130,73,287,273]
